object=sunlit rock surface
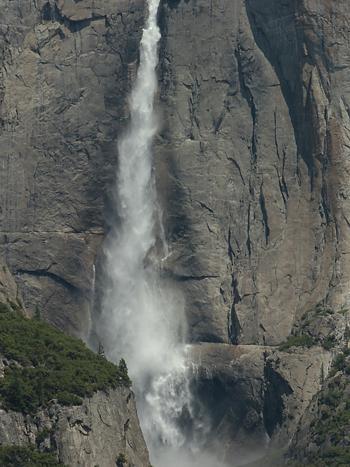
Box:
[0,0,145,337]
[157,0,350,346]
[0,386,150,467]
[156,0,350,457]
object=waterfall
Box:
[97,0,193,462]
[96,2,228,466]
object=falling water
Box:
[94,1,231,466]
[96,0,195,463]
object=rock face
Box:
[157,0,350,347]
[189,343,332,462]
[155,0,350,457]
[289,361,350,466]
[0,387,150,467]
[0,0,145,337]
[0,261,21,307]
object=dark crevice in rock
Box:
[196,200,214,215]
[228,227,235,263]
[246,1,317,188]
[303,72,317,191]
[273,110,281,161]
[16,269,79,293]
[235,46,258,163]
[97,407,112,428]
[274,111,289,208]
[263,359,293,437]
[188,79,201,139]
[213,110,225,134]
[277,170,288,210]
[281,149,289,197]
[41,2,105,33]
[171,273,219,282]
[162,0,182,9]
[320,128,332,225]
[227,155,245,186]
[71,419,92,436]
[41,2,54,21]
[320,181,331,225]
[259,184,270,245]
[276,151,289,210]
[246,203,252,257]
[229,276,242,344]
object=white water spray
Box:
[97,0,196,462]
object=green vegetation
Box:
[314,304,334,316]
[36,428,54,447]
[317,447,350,466]
[330,348,350,376]
[278,334,315,351]
[0,445,64,466]
[278,332,338,352]
[0,307,131,414]
[116,453,128,467]
[322,335,337,350]
[0,302,12,314]
[243,449,287,466]
[298,349,350,467]
[299,303,350,350]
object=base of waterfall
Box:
[152,447,229,467]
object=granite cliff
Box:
[157,0,350,460]
[0,0,145,337]
[0,0,350,465]
[0,387,149,467]
[158,0,350,347]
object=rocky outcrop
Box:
[154,2,350,454]
[288,352,350,466]
[0,0,145,338]
[0,288,150,466]
[189,343,332,463]
[0,263,149,467]
[0,260,21,308]
[0,387,149,467]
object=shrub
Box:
[0,445,64,466]
[321,446,350,464]
[314,305,334,316]
[320,388,342,407]
[116,453,127,467]
[0,302,12,314]
[322,335,337,351]
[0,310,131,414]
[278,335,315,352]
[330,348,350,376]
[36,427,53,446]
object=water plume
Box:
[96,0,192,456]
[96,1,228,465]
